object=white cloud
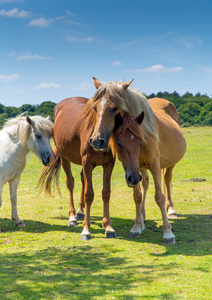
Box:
[174,35,202,49]
[29,17,53,28]
[34,82,61,90]
[66,35,95,42]
[0,73,21,83]
[66,10,77,17]
[0,0,23,4]
[72,82,90,91]
[0,8,31,18]
[110,61,122,66]
[16,54,52,61]
[132,64,184,74]
[0,0,15,3]
[8,51,52,60]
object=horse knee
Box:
[155,192,165,207]
[102,190,110,201]
[84,191,94,203]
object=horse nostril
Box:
[99,138,105,148]
[90,138,93,145]
[42,156,50,166]
[127,174,141,186]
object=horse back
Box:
[148,98,180,125]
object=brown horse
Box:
[89,78,186,244]
[37,97,116,240]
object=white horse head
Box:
[26,115,55,165]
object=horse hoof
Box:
[168,213,178,219]
[81,234,91,241]
[76,213,85,221]
[16,222,26,227]
[68,220,78,227]
[163,237,175,244]
[128,232,141,238]
[106,231,117,238]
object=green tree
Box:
[19,104,36,114]
[36,101,56,121]
[178,103,202,125]
[0,103,5,114]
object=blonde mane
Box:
[3,115,53,145]
[93,81,158,140]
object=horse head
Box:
[111,111,145,187]
[90,77,134,152]
[26,115,55,166]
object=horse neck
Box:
[5,125,31,160]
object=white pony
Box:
[0,115,55,228]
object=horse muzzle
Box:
[126,173,142,187]
[90,137,108,152]
[41,152,56,166]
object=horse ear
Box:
[122,79,134,89]
[135,111,145,125]
[46,116,50,120]
[93,77,102,89]
[114,113,123,131]
[26,115,35,127]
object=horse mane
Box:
[92,81,158,140]
[109,114,145,156]
[82,99,97,137]
[3,115,53,145]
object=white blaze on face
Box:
[97,97,107,130]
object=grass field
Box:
[0,127,211,300]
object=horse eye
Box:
[112,107,118,112]
[93,106,97,112]
[35,134,41,139]
[117,141,122,147]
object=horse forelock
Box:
[109,114,145,156]
[30,116,54,137]
[93,81,159,140]
[3,115,53,145]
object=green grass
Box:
[0,127,212,300]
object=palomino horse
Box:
[90,78,186,244]
[0,115,55,229]
[37,97,116,240]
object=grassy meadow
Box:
[0,127,211,300]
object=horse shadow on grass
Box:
[1,212,211,258]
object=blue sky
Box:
[1,0,212,107]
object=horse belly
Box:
[159,127,186,168]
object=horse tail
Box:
[37,147,62,197]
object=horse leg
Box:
[76,168,85,221]
[141,169,149,219]
[150,160,175,244]
[129,184,145,238]
[102,160,116,238]
[9,176,26,227]
[81,161,94,240]
[61,158,77,227]
[164,166,178,218]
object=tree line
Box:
[0,91,212,128]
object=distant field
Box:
[0,127,211,300]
